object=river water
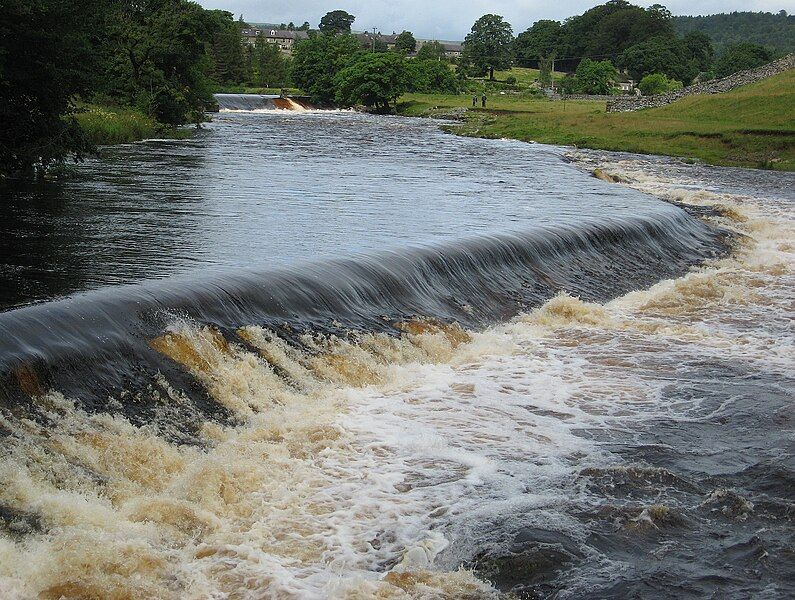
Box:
[0,108,792,599]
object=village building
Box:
[415,39,463,59]
[240,28,309,54]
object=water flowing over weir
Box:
[0,112,792,599]
[213,93,311,112]
[0,214,726,415]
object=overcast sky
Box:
[196,0,793,39]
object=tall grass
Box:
[76,105,192,146]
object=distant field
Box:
[398,69,795,170]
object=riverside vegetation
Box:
[2,1,793,177]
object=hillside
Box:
[398,69,795,170]
[673,11,795,54]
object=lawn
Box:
[397,69,795,170]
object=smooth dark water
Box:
[0,109,791,599]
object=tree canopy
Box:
[394,31,417,54]
[291,33,362,105]
[0,0,104,176]
[714,43,775,78]
[319,10,355,35]
[673,11,794,55]
[462,14,514,80]
[416,41,447,61]
[334,52,407,110]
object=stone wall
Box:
[606,53,795,113]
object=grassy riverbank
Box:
[397,69,795,170]
[75,105,193,146]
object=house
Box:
[240,28,309,54]
[355,33,399,51]
[614,72,636,94]
[414,39,464,59]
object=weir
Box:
[0,212,729,428]
[212,93,312,111]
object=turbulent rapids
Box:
[0,112,792,599]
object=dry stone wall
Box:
[606,53,795,112]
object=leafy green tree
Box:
[395,31,417,54]
[100,0,214,125]
[373,38,389,53]
[462,14,514,80]
[319,10,355,35]
[638,72,682,95]
[713,42,774,78]
[557,1,673,70]
[405,60,459,93]
[291,33,362,104]
[205,10,247,85]
[619,36,698,85]
[538,55,555,89]
[0,0,105,177]
[514,20,562,67]
[334,52,408,111]
[574,58,617,94]
[416,41,447,61]
[682,30,715,72]
[298,22,311,32]
[252,35,289,87]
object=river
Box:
[0,106,792,599]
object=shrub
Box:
[638,73,683,96]
[505,75,517,85]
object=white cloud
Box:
[197,0,795,39]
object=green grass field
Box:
[75,105,193,146]
[398,69,795,170]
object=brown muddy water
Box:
[0,107,792,599]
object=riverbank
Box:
[75,105,193,146]
[397,69,795,171]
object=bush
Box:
[638,73,683,96]
[406,60,460,94]
[505,75,517,85]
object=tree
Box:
[713,42,774,78]
[462,14,514,80]
[405,60,459,93]
[205,10,247,85]
[682,30,714,72]
[298,22,311,32]
[514,20,562,67]
[538,55,555,89]
[334,52,408,111]
[99,0,215,126]
[619,36,698,85]
[416,41,447,61]
[319,10,355,35]
[252,35,289,87]
[395,31,417,54]
[574,58,617,94]
[291,33,362,104]
[0,0,105,177]
[638,72,682,95]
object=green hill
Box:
[673,12,795,55]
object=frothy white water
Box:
[0,154,792,598]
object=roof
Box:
[356,33,399,45]
[240,28,309,40]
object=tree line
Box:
[2,1,785,178]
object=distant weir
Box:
[213,93,312,111]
